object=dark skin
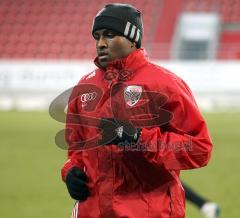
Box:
[93,29,137,68]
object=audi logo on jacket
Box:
[61,48,213,218]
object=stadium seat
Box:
[0,0,239,59]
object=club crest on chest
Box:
[124,85,142,107]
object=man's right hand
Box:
[65,167,90,201]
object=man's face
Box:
[93,29,136,68]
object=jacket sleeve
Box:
[61,84,85,181]
[139,78,213,171]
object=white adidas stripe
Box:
[75,201,79,218]
[71,201,79,218]
[71,206,75,218]
[71,204,75,218]
[130,25,136,39]
[135,29,140,42]
[124,21,131,37]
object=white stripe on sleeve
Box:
[75,201,79,218]
[71,201,79,218]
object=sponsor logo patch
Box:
[80,92,97,107]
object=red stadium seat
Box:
[0,0,239,59]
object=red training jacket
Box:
[61,48,213,218]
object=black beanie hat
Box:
[92,3,143,48]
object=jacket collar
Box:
[94,48,149,81]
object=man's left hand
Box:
[98,118,141,146]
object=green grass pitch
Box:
[0,111,239,218]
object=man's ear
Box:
[131,42,136,48]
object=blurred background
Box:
[0,0,239,217]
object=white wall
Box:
[0,60,240,111]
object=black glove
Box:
[65,167,90,201]
[98,118,141,146]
